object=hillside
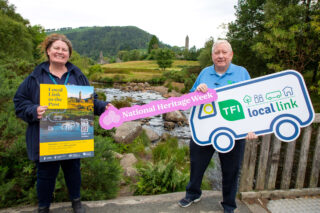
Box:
[47,26,169,60]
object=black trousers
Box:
[185,138,245,211]
[36,159,81,208]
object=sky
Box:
[9,0,238,49]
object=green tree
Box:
[183,46,200,61]
[148,35,159,54]
[155,48,174,71]
[227,0,268,77]
[252,0,320,81]
[198,38,214,69]
[0,0,45,63]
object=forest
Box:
[48,26,170,60]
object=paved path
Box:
[2,191,319,213]
[0,191,251,213]
[267,197,320,213]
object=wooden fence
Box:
[239,113,320,198]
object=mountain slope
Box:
[48,26,155,60]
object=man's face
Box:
[212,43,233,72]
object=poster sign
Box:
[99,89,218,130]
[39,84,94,162]
[189,70,315,153]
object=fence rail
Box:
[239,113,320,198]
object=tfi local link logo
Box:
[218,99,245,121]
[217,86,299,122]
[243,87,298,118]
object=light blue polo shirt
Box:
[190,63,251,92]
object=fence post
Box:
[295,126,312,189]
[255,134,271,190]
[309,126,320,188]
[239,139,258,192]
[266,137,281,190]
[280,140,296,189]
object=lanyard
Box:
[48,72,70,85]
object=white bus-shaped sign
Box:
[189,70,315,153]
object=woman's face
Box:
[47,40,70,65]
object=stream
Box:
[97,87,222,190]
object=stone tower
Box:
[185,35,189,50]
[99,51,104,64]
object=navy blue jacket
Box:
[14,61,108,161]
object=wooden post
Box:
[239,139,258,192]
[295,126,312,189]
[309,126,320,187]
[255,134,271,190]
[266,136,281,190]
[280,140,296,189]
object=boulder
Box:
[111,151,123,159]
[163,110,187,123]
[124,167,138,177]
[163,90,181,98]
[143,127,160,142]
[120,153,138,168]
[114,122,142,143]
[144,82,150,87]
[161,132,171,141]
[164,121,175,130]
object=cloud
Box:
[9,0,237,48]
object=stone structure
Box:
[98,51,108,64]
[185,35,189,50]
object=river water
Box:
[98,87,222,190]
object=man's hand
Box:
[37,105,48,119]
[246,132,258,140]
[196,83,208,93]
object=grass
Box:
[99,60,199,82]
[102,60,199,71]
[102,72,162,81]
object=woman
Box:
[14,34,110,213]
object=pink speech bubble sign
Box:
[99,88,217,130]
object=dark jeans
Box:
[36,159,81,208]
[185,138,245,211]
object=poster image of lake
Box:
[39,84,94,162]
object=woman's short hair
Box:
[41,33,73,59]
[212,40,233,53]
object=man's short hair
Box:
[212,40,233,53]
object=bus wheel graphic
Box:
[211,130,235,153]
[274,117,300,142]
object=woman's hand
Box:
[37,105,48,119]
[196,83,208,93]
[246,132,258,140]
[105,103,114,111]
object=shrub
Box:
[0,135,37,208]
[114,130,151,158]
[134,158,188,195]
[113,74,126,83]
[88,64,103,77]
[111,97,133,108]
[152,137,189,171]
[95,91,106,101]
[147,76,166,85]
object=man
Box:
[178,40,257,213]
